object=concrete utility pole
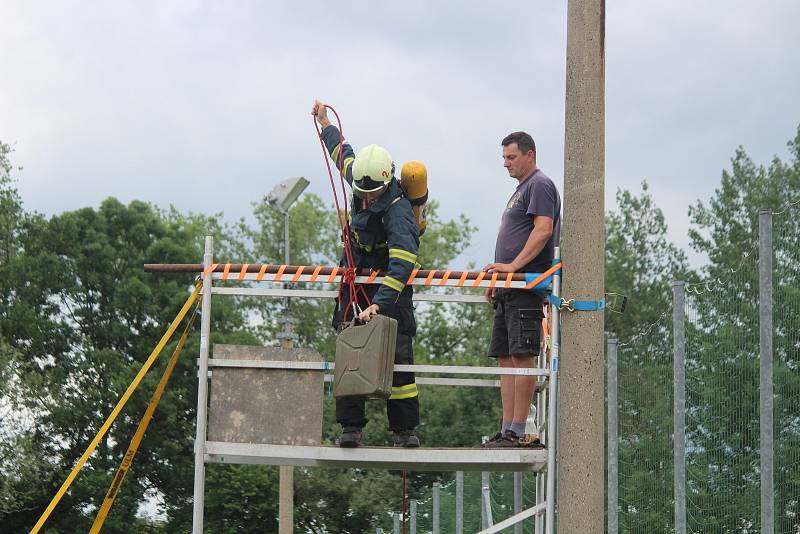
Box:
[558,0,606,532]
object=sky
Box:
[1,0,799,270]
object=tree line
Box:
[0,127,798,532]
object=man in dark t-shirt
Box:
[481,131,561,448]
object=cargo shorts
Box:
[488,288,544,358]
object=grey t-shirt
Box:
[494,169,561,273]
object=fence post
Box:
[514,472,523,534]
[673,281,686,534]
[410,499,417,534]
[481,472,493,528]
[433,482,440,534]
[759,210,774,534]
[607,338,618,534]
[393,512,400,534]
[456,471,464,534]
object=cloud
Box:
[1,0,798,269]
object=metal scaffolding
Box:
[173,237,562,534]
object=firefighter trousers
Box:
[333,286,420,431]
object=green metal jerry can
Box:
[333,314,397,399]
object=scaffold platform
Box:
[204,442,548,472]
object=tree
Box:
[684,127,800,533]
[605,181,693,341]
[0,141,23,265]
[0,194,258,532]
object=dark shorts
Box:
[488,289,544,358]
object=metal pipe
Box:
[192,236,213,533]
[546,249,561,534]
[481,472,493,528]
[433,482,441,534]
[456,471,464,534]
[673,281,686,534]
[514,472,523,534]
[410,499,417,534]
[535,368,546,533]
[143,262,550,282]
[759,210,774,534]
[212,286,487,303]
[607,338,618,534]
[204,359,550,376]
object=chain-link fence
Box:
[774,210,800,532]
[684,248,761,533]
[609,209,799,534]
[614,312,674,533]
[389,471,543,533]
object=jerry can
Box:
[333,314,397,399]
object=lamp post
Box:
[266,176,310,346]
[266,176,309,534]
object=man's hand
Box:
[357,303,380,322]
[485,287,496,304]
[483,262,516,273]
[311,100,332,129]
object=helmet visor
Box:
[352,175,386,194]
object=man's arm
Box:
[312,100,354,186]
[360,201,420,321]
[484,215,553,274]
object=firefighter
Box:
[312,100,420,448]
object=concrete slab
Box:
[207,344,323,446]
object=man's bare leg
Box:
[499,356,516,424]
[511,354,536,425]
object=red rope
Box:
[313,105,372,321]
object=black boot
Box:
[393,429,420,448]
[337,426,363,448]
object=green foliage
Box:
[682,127,800,533]
[605,181,693,341]
[0,154,491,533]
[604,181,690,532]
[0,184,257,531]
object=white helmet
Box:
[352,144,394,194]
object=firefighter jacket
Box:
[321,125,420,312]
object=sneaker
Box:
[518,435,546,449]
[485,430,524,448]
[393,430,420,448]
[337,427,363,448]
[478,432,505,448]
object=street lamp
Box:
[266,177,309,345]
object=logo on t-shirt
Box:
[506,192,521,210]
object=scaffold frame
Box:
[184,236,561,534]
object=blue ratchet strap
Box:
[548,293,605,312]
[524,258,563,292]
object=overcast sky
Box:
[2,1,798,269]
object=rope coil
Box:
[313,105,372,321]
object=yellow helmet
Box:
[352,144,394,194]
